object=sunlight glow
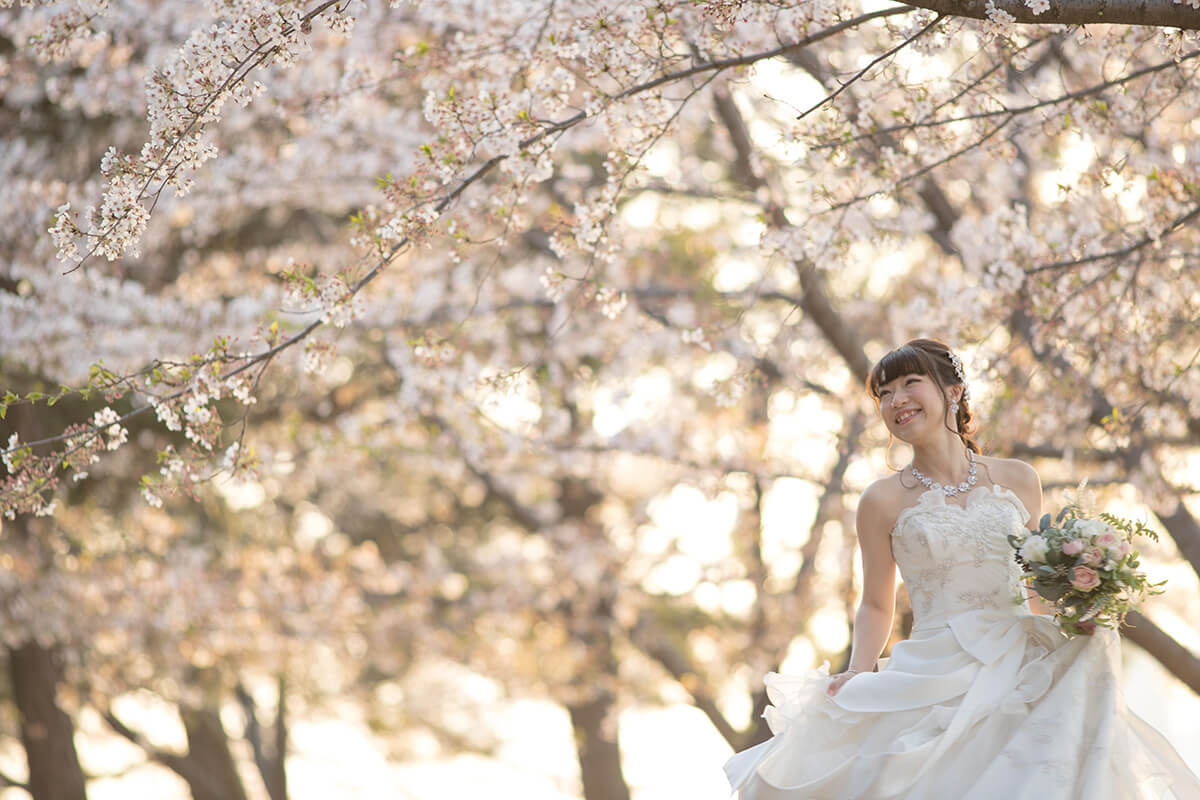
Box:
[214,477,266,510]
[1036,132,1096,204]
[643,553,703,596]
[712,255,762,292]
[593,369,674,437]
[621,191,660,229]
[760,477,818,586]
[295,505,334,548]
[809,606,852,653]
[476,370,542,432]
[779,635,818,674]
[650,485,738,563]
[765,390,844,471]
[720,579,758,618]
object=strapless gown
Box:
[723,485,1200,799]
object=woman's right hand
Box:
[826,670,860,696]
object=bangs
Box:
[868,345,937,398]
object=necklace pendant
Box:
[911,452,978,498]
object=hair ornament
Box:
[948,350,970,403]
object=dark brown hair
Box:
[866,338,981,456]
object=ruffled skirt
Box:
[724,610,1200,799]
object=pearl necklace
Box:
[910,451,978,497]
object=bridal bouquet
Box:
[1008,485,1165,637]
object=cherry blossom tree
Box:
[3,1,1200,798]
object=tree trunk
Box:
[236,679,288,800]
[178,707,249,800]
[1155,497,1200,583]
[567,690,630,800]
[8,642,87,800]
[1121,611,1200,695]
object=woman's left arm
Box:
[1009,459,1055,616]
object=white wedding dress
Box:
[724,484,1200,799]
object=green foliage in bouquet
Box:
[1007,490,1165,638]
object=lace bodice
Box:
[891,484,1032,631]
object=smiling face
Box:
[867,339,973,453]
[875,372,957,443]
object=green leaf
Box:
[1036,582,1065,602]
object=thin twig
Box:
[796,14,945,122]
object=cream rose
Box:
[1075,519,1109,539]
[1081,545,1104,567]
[1019,534,1050,563]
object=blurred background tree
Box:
[1,1,1198,798]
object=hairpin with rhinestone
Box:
[948,350,969,403]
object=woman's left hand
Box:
[826,670,859,696]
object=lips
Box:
[894,409,921,425]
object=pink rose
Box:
[1070,566,1101,592]
[1061,538,1084,555]
[1119,540,1131,558]
[1081,546,1104,567]
[1095,531,1122,552]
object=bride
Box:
[724,338,1200,799]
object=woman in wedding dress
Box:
[724,338,1200,799]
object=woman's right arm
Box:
[828,484,897,696]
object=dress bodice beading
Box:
[890,485,1032,631]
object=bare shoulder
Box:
[976,453,1042,525]
[856,474,912,538]
[976,454,1040,493]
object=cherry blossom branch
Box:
[609,6,914,102]
[7,10,922,513]
[630,612,742,748]
[795,13,946,122]
[818,113,1018,215]
[899,0,1200,29]
[59,0,349,272]
[815,49,1200,151]
[1024,203,1200,275]
[0,281,800,461]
